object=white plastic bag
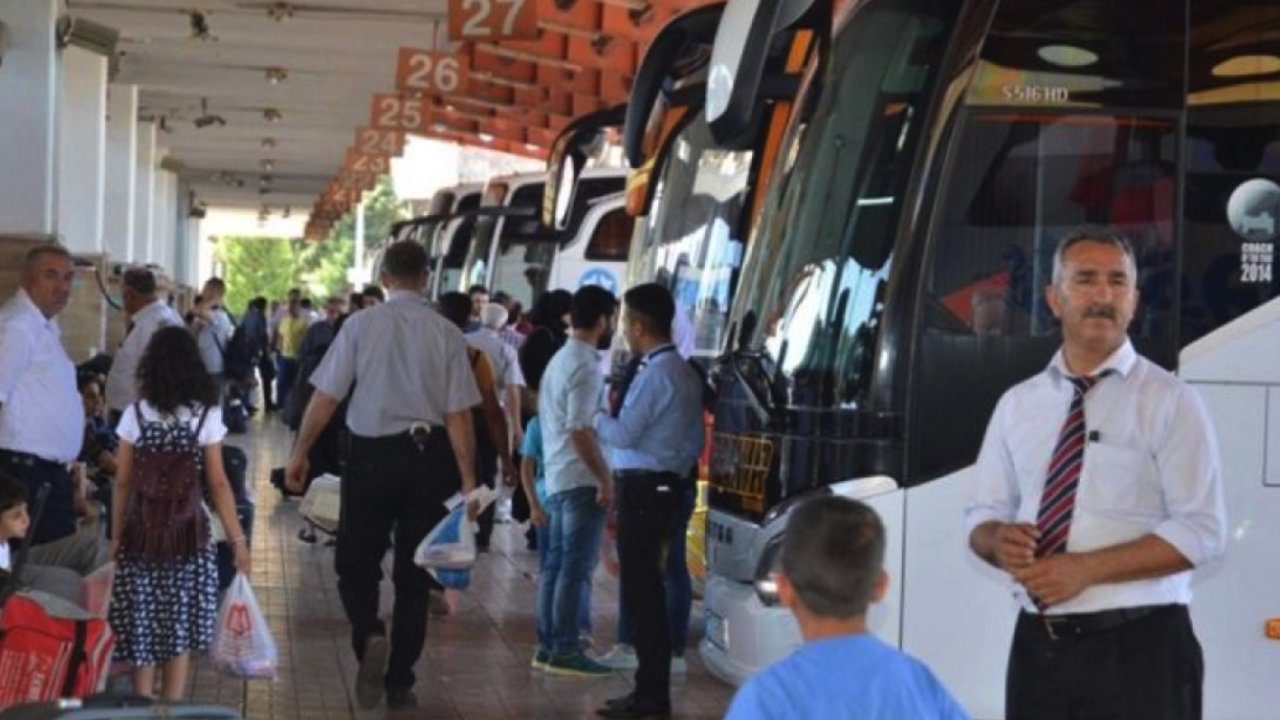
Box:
[414,486,498,589]
[210,573,278,679]
[298,473,342,533]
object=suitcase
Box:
[0,591,115,707]
[213,447,254,591]
[0,695,243,719]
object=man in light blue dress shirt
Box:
[595,284,704,720]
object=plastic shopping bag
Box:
[414,486,498,590]
[298,473,341,533]
[210,573,277,679]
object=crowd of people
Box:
[0,225,1228,720]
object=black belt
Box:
[1032,604,1172,641]
[613,469,681,482]
[0,448,64,470]
[351,423,439,453]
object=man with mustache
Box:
[966,226,1226,720]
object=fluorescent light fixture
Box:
[1037,44,1098,68]
[1213,55,1280,78]
[478,132,495,143]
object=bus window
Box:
[913,112,1178,479]
[585,208,634,262]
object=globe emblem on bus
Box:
[579,268,618,294]
[1227,178,1280,242]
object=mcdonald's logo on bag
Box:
[226,604,252,636]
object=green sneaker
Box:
[530,647,551,671]
[544,652,613,678]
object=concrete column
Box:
[57,47,108,254]
[0,0,60,234]
[104,85,138,262]
[134,120,156,263]
[152,168,175,273]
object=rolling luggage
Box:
[213,446,253,591]
[0,695,243,719]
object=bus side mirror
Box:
[543,105,625,230]
[706,0,816,146]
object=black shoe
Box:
[604,694,635,709]
[355,635,389,709]
[595,696,670,719]
[386,687,417,710]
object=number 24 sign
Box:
[448,0,536,41]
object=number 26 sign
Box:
[448,0,536,41]
[395,48,467,95]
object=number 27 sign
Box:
[448,0,536,41]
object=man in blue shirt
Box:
[726,496,970,720]
[595,284,704,720]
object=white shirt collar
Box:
[387,289,424,303]
[1047,338,1137,382]
[133,299,169,323]
[14,288,57,330]
[568,337,601,359]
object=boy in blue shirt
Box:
[726,496,970,720]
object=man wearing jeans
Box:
[536,285,617,677]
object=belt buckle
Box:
[409,422,432,451]
[1042,615,1071,641]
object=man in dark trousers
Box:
[967,226,1227,720]
[286,241,481,710]
[594,284,704,719]
[0,244,83,545]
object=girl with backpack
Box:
[110,326,251,699]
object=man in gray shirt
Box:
[285,241,480,710]
[535,285,617,678]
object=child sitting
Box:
[725,496,970,720]
[0,471,108,605]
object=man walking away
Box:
[188,277,234,400]
[285,241,481,710]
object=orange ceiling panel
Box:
[537,0,604,34]
[536,64,600,96]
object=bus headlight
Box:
[753,534,785,606]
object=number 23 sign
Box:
[448,0,536,41]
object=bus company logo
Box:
[579,268,618,294]
[1227,178,1280,243]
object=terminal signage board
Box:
[395,48,469,95]
[448,0,537,41]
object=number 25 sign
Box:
[448,0,536,41]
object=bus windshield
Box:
[627,113,753,358]
[491,238,557,309]
[729,0,958,411]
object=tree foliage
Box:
[216,177,409,315]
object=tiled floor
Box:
[189,413,735,719]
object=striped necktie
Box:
[1035,372,1108,558]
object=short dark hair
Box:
[468,284,489,296]
[300,298,314,310]
[203,277,227,295]
[570,285,617,331]
[22,244,72,274]
[382,241,428,279]
[137,326,218,414]
[780,496,885,619]
[623,283,675,337]
[1052,225,1138,286]
[0,472,27,514]
[362,284,386,302]
[438,292,472,330]
[348,293,363,311]
[248,296,268,312]
[122,267,157,295]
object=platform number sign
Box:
[448,0,536,41]
[344,149,391,175]
[395,48,466,95]
[370,94,424,131]
[354,127,405,157]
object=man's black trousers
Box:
[1007,604,1203,720]
[615,472,685,706]
[336,430,458,690]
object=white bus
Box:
[699,1,1280,718]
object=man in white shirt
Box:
[966,226,1227,720]
[0,245,85,544]
[189,276,234,399]
[104,267,183,422]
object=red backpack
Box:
[0,591,114,705]
[122,403,211,563]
